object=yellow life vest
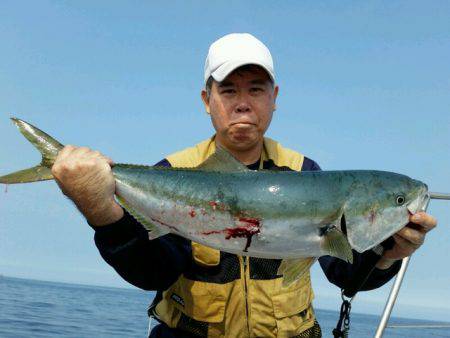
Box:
[154,136,319,337]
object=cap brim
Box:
[210,60,275,83]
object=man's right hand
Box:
[51,145,124,226]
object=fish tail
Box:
[0,118,64,184]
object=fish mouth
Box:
[407,185,429,214]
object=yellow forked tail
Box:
[0,118,64,184]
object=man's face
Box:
[202,66,278,153]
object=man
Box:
[52,33,437,337]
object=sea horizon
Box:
[2,274,449,324]
[2,274,448,323]
[0,274,450,338]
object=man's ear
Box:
[201,90,210,114]
[273,85,279,111]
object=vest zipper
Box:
[242,256,251,337]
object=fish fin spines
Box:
[116,196,170,239]
[278,257,316,288]
[0,118,64,184]
[321,227,353,264]
[197,146,249,172]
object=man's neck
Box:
[216,139,263,165]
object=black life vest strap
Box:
[148,290,163,319]
[333,296,351,338]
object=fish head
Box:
[344,172,428,253]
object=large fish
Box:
[1,118,448,284]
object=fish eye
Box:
[395,194,405,205]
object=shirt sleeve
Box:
[318,252,401,290]
[91,158,191,291]
[302,156,401,290]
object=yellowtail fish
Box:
[1,118,448,285]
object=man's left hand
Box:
[375,212,437,270]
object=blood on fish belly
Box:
[201,217,261,252]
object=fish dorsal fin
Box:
[278,257,316,288]
[321,226,353,264]
[197,146,249,172]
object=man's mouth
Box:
[231,122,255,127]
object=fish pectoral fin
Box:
[116,196,170,240]
[278,257,316,288]
[197,146,249,172]
[321,227,353,264]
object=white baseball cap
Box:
[204,33,275,85]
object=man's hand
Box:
[375,212,437,269]
[52,145,124,226]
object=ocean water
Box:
[1,276,449,337]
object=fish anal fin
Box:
[278,257,316,288]
[197,146,249,172]
[116,196,169,240]
[321,227,353,264]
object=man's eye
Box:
[221,89,235,94]
[250,87,264,92]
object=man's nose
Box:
[236,100,251,113]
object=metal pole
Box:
[374,195,433,338]
[374,256,411,338]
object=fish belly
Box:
[113,167,351,259]
[116,178,328,258]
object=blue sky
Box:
[1,1,449,322]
